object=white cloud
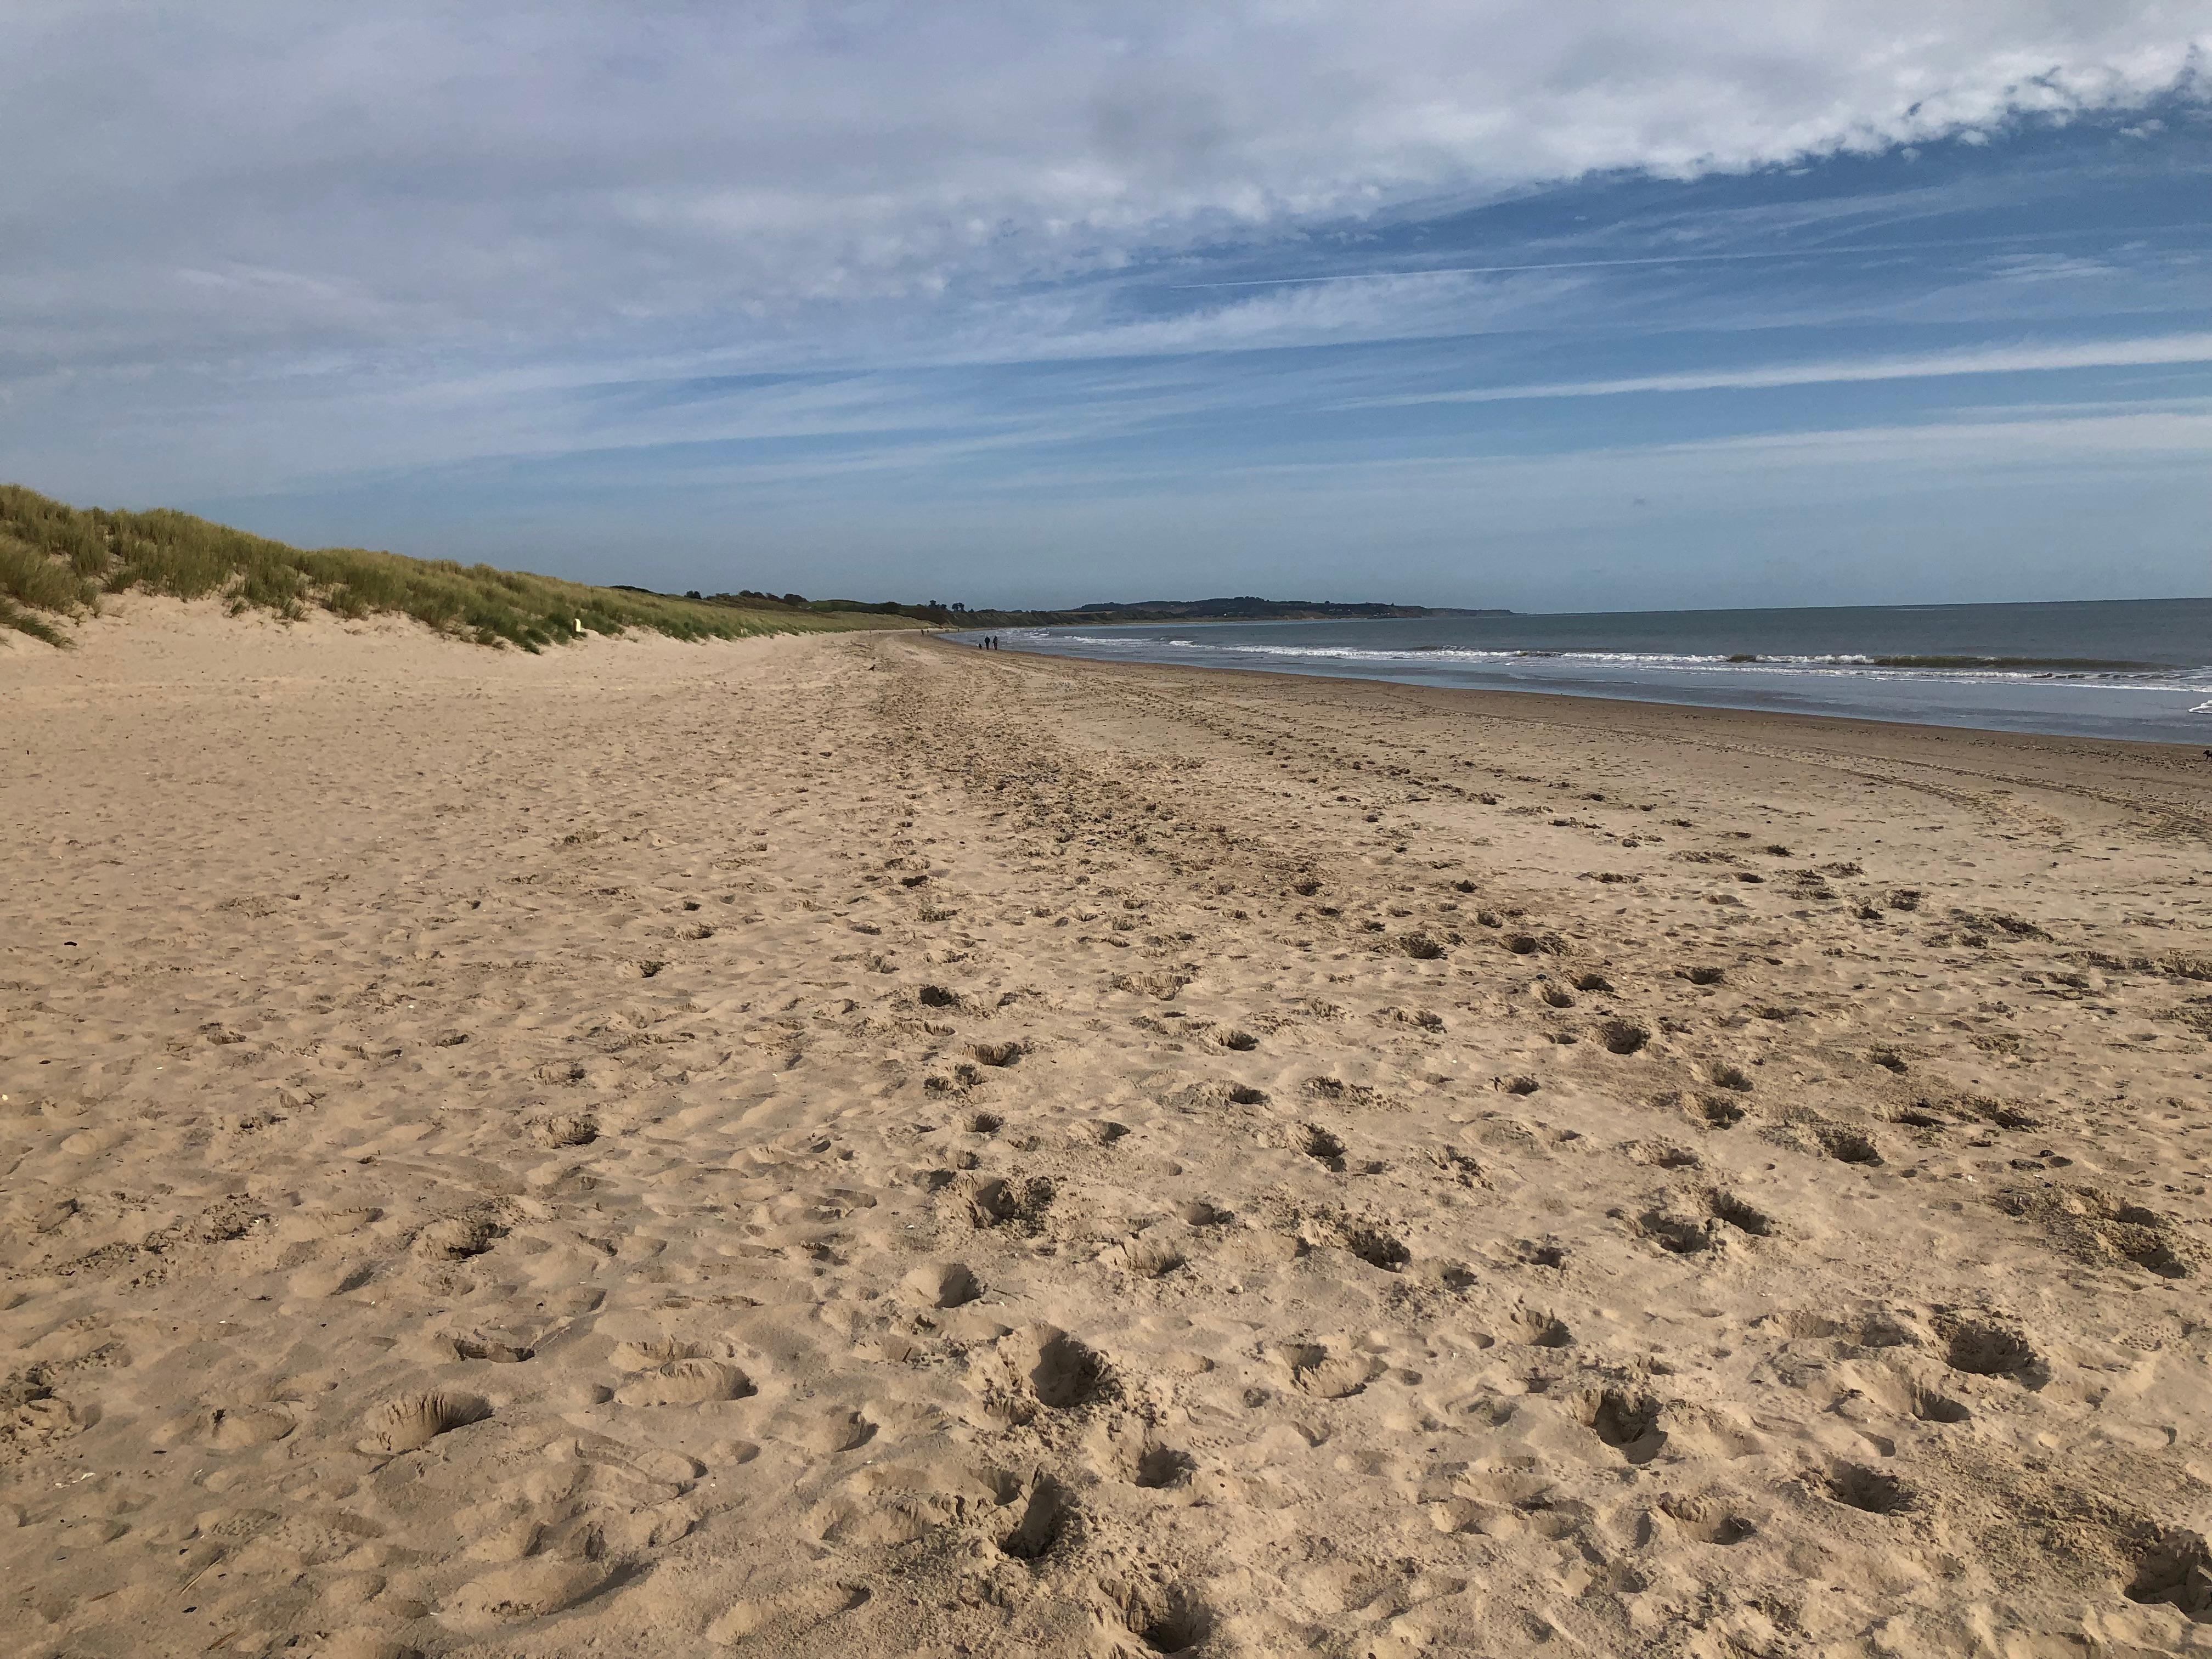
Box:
[1,2,2204,376]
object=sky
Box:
[3,3,2209,612]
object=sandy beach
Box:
[7,601,2212,1658]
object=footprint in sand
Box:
[1599,1019,1650,1055]
[189,1403,296,1448]
[1296,1204,1409,1270]
[314,1632,422,1659]
[901,1261,982,1308]
[1086,1418,1197,1488]
[287,1260,375,1297]
[1103,1232,1186,1278]
[1423,1145,1487,1187]
[1103,1580,1214,1655]
[1508,1308,1573,1348]
[1134,1444,1197,1488]
[1657,1492,1756,1545]
[770,1407,876,1454]
[445,1554,625,1632]
[619,1362,756,1407]
[452,1330,535,1363]
[611,1340,756,1405]
[413,1214,503,1259]
[355,1389,490,1455]
[530,1111,599,1147]
[1640,1189,1768,1254]
[976,1324,1110,1416]
[1908,1386,1972,1424]
[956,1172,1052,1230]
[1114,969,1190,1000]
[1577,1387,1665,1462]
[1690,1093,1746,1128]
[1931,1312,2041,1381]
[1706,1189,1774,1237]
[1279,1342,1378,1400]
[995,1473,1071,1561]
[1293,1122,1347,1170]
[1020,1327,1110,1408]
[707,1580,871,1646]
[1825,1462,1912,1515]
[2124,1528,2212,1621]
[1628,1138,1701,1170]
[1814,1124,1881,1164]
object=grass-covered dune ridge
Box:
[0,485,918,650]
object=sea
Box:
[969,597,2212,745]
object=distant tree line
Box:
[646,587,966,623]
[611,586,1508,628]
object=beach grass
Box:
[0,484,920,650]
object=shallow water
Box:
[974,597,2212,743]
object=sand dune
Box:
[5,600,2212,1657]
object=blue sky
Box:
[3,5,2208,610]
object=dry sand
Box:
[6,600,2212,1658]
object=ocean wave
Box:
[1014,631,2206,686]
[1858,654,2162,672]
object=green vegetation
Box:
[929,596,1509,627]
[0,484,924,650]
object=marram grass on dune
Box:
[0,484,915,650]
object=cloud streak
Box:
[1167,223,2212,288]
[1353,332,2212,407]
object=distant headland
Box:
[643,590,1510,627]
[1049,597,1509,622]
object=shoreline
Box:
[967,602,2212,749]
[7,615,2212,1655]
[952,632,2212,775]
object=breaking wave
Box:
[1014,632,2206,691]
